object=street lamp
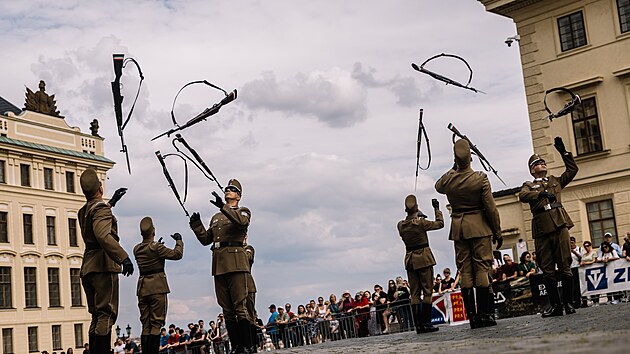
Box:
[126,324,132,339]
[115,324,132,340]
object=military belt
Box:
[140,268,165,276]
[452,207,483,213]
[532,202,563,216]
[406,243,429,252]
[211,241,244,250]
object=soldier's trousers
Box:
[407,266,434,305]
[454,237,493,288]
[214,271,250,321]
[535,226,572,281]
[138,293,167,335]
[246,291,256,323]
[82,272,119,336]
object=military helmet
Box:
[80,168,100,197]
[140,217,154,237]
[227,179,242,195]
[528,154,545,169]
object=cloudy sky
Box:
[0,0,534,331]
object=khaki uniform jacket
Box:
[133,239,183,297]
[519,152,578,238]
[191,205,251,276]
[435,168,501,241]
[398,210,444,271]
[78,199,129,277]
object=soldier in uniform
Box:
[435,139,502,329]
[189,179,253,354]
[134,217,184,353]
[397,195,443,333]
[78,169,134,353]
[519,137,578,317]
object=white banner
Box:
[579,259,630,296]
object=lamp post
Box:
[126,324,132,339]
[115,324,132,340]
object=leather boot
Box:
[250,323,259,353]
[140,335,147,354]
[145,334,161,354]
[476,286,497,327]
[461,288,478,329]
[419,302,438,333]
[411,304,422,334]
[226,320,242,354]
[542,278,564,318]
[92,333,112,354]
[88,332,95,354]
[239,319,254,353]
[562,275,576,315]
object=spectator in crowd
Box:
[285,303,294,319]
[315,296,329,342]
[295,304,308,345]
[440,268,456,293]
[82,343,89,354]
[599,232,622,257]
[305,302,319,344]
[209,321,225,354]
[372,285,389,334]
[597,241,620,263]
[217,314,229,353]
[580,242,598,266]
[498,254,519,281]
[124,338,140,354]
[66,349,73,354]
[452,271,461,290]
[113,339,124,354]
[352,291,370,337]
[622,232,630,261]
[518,251,536,278]
[433,274,442,293]
[328,294,342,340]
[159,328,169,352]
[569,237,583,308]
[394,276,412,331]
[275,306,290,347]
[338,291,355,339]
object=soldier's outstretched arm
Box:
[220,206,251,228]
[91,204,129,264]
[152,237,184,260]
[418,209,444,231]
[559,152,578,188]
[189,212,212,246]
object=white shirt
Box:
[570,246,582,268]
[597,250,619,262]
[114,344,125,354]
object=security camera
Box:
[505,35,520,47]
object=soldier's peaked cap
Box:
[140,217,154,237]
[227,179,242,195]
[405,195,417,210]
[528,154,545,169]
[80,168,100,196]
[454,139,471,168]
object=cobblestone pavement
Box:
[280,302,629,353]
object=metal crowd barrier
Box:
[255,301,418,351]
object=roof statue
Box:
[90,118,101,137]
[24,80,63,117]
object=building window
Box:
[0,212,7,243]
[587,199,618,246]
[51,325,62,350]
[0,160,5,184]
[24,267,37,308]
[619,0,630,33]
[572,97,603,155]
[2,328,13,354]
[44,168,54,190]
[23,214,33,245]
[68,218,78,247]
[74,324,83,349]
[0,267,11,309]
[27,327,38,352]
[48,268,60,307]
[70,269,82,307]
[20,164,30,187]
[66,171,75,193]
[558,11,587,51]
[46,216,56,246]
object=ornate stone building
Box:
[479,0,630,256]
[0,85,114,352]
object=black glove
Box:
[493,235,503,250]
[210,191,225,209]
[554,136,566,154]
[108,187,128,207]
[431,199,440,209]
[157,237,164,244]
[190,212,201,225]
[539,191,556,202]
[171,233,182,241]
[121,258,134,277]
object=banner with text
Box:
[579,259,630,296]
